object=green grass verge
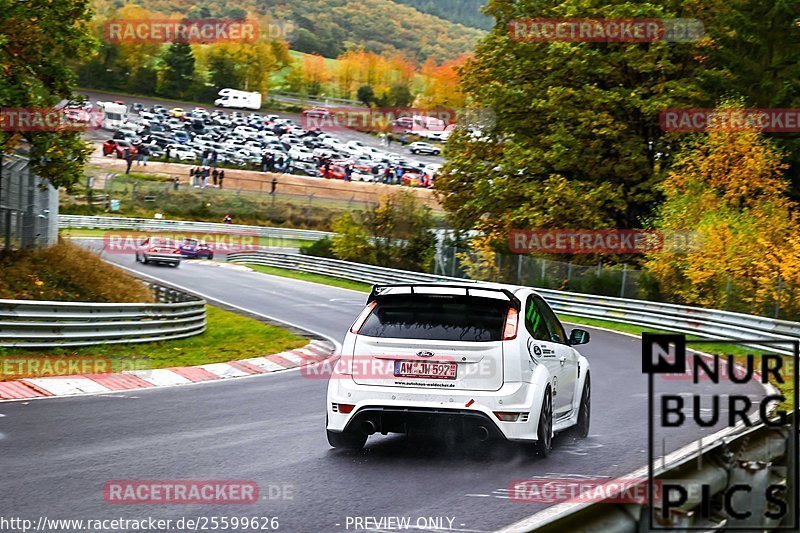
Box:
[0,305,307,379]
[244,263,372,293]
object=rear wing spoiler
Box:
[367,283,521,310]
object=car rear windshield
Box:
[358,295,509,342]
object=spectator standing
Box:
[218,170,225,189]
[344,164,352,182]
[400,134,407,146]
[383,166,391,184]
[285,155,294,174]
[267,153,275,172]
[173,176,180,190]
[211,150,218,168]
[271,177,277,195]
[223,214,232,224]
[139,143,149,166]
[323,159,331,179]
[387,133,394,146]
[212,168,219,187]
[395,166,404,184]
[124,148,133,174]
[379,132,386,146]
[136,143,145,165]
[261,153,268,173]
[201,148,210,166]
[165,146,171,163]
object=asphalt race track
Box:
[0,247,766,532]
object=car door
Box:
[532,295,578,417]
[522,294,564,406]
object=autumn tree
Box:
[437,0,725,239]
[0,0,95,190]
[645,102,800,317]
[332,191,436,272]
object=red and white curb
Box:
[0,340,335,401]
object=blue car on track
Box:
[178,238,214,259]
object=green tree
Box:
[437,0,725,239]
[332,191,436,272]
[357,85,376,107]
[0,0,95,190]
[158,41,195,99]
[207,46,244,92]
[388,84,413,107]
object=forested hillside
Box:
[392,0,491,30]
[91,0,484,61]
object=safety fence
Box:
[226,251,800,356]
[0,283,206,348]
[0,153,58,250]
[59,214,333,242]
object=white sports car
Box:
[326,283,591,454]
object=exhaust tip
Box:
[475,426,490,442]
[360,420,377,435]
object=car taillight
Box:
[502,307,519,340]
[494,411,521,422]
[337,404,355,414]
[174,249,181,254]
[149,248,157,252]
[349,301,376,334]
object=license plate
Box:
[394,360,457,380]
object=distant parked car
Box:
[165,144,197,161]
[135,237,182,267]
[408,142,441,156]
[102,139,137,158]
[290,160,319,176]
[169,107,185,118]
[131,103,144,113]
[178,238,214,259]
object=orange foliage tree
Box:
[645,103,800,318]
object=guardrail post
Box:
[620,264,628,298]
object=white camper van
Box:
[214,89,262,111]
[98,101,127,130]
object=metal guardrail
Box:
[226,251,800,355]
[514,412,797,533]
[228,250,800,531]
[58,215,333,242]
[0,284,206,348]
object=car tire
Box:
[327,428,367,451]
[433,151,441,156]
[411,149,417,154]
[142,256,149,265]
[533,387,553,457]
[574,375,590,438]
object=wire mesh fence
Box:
[0,153,58,251]
[434,244,798,321]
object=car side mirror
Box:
[569,329,590,346]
